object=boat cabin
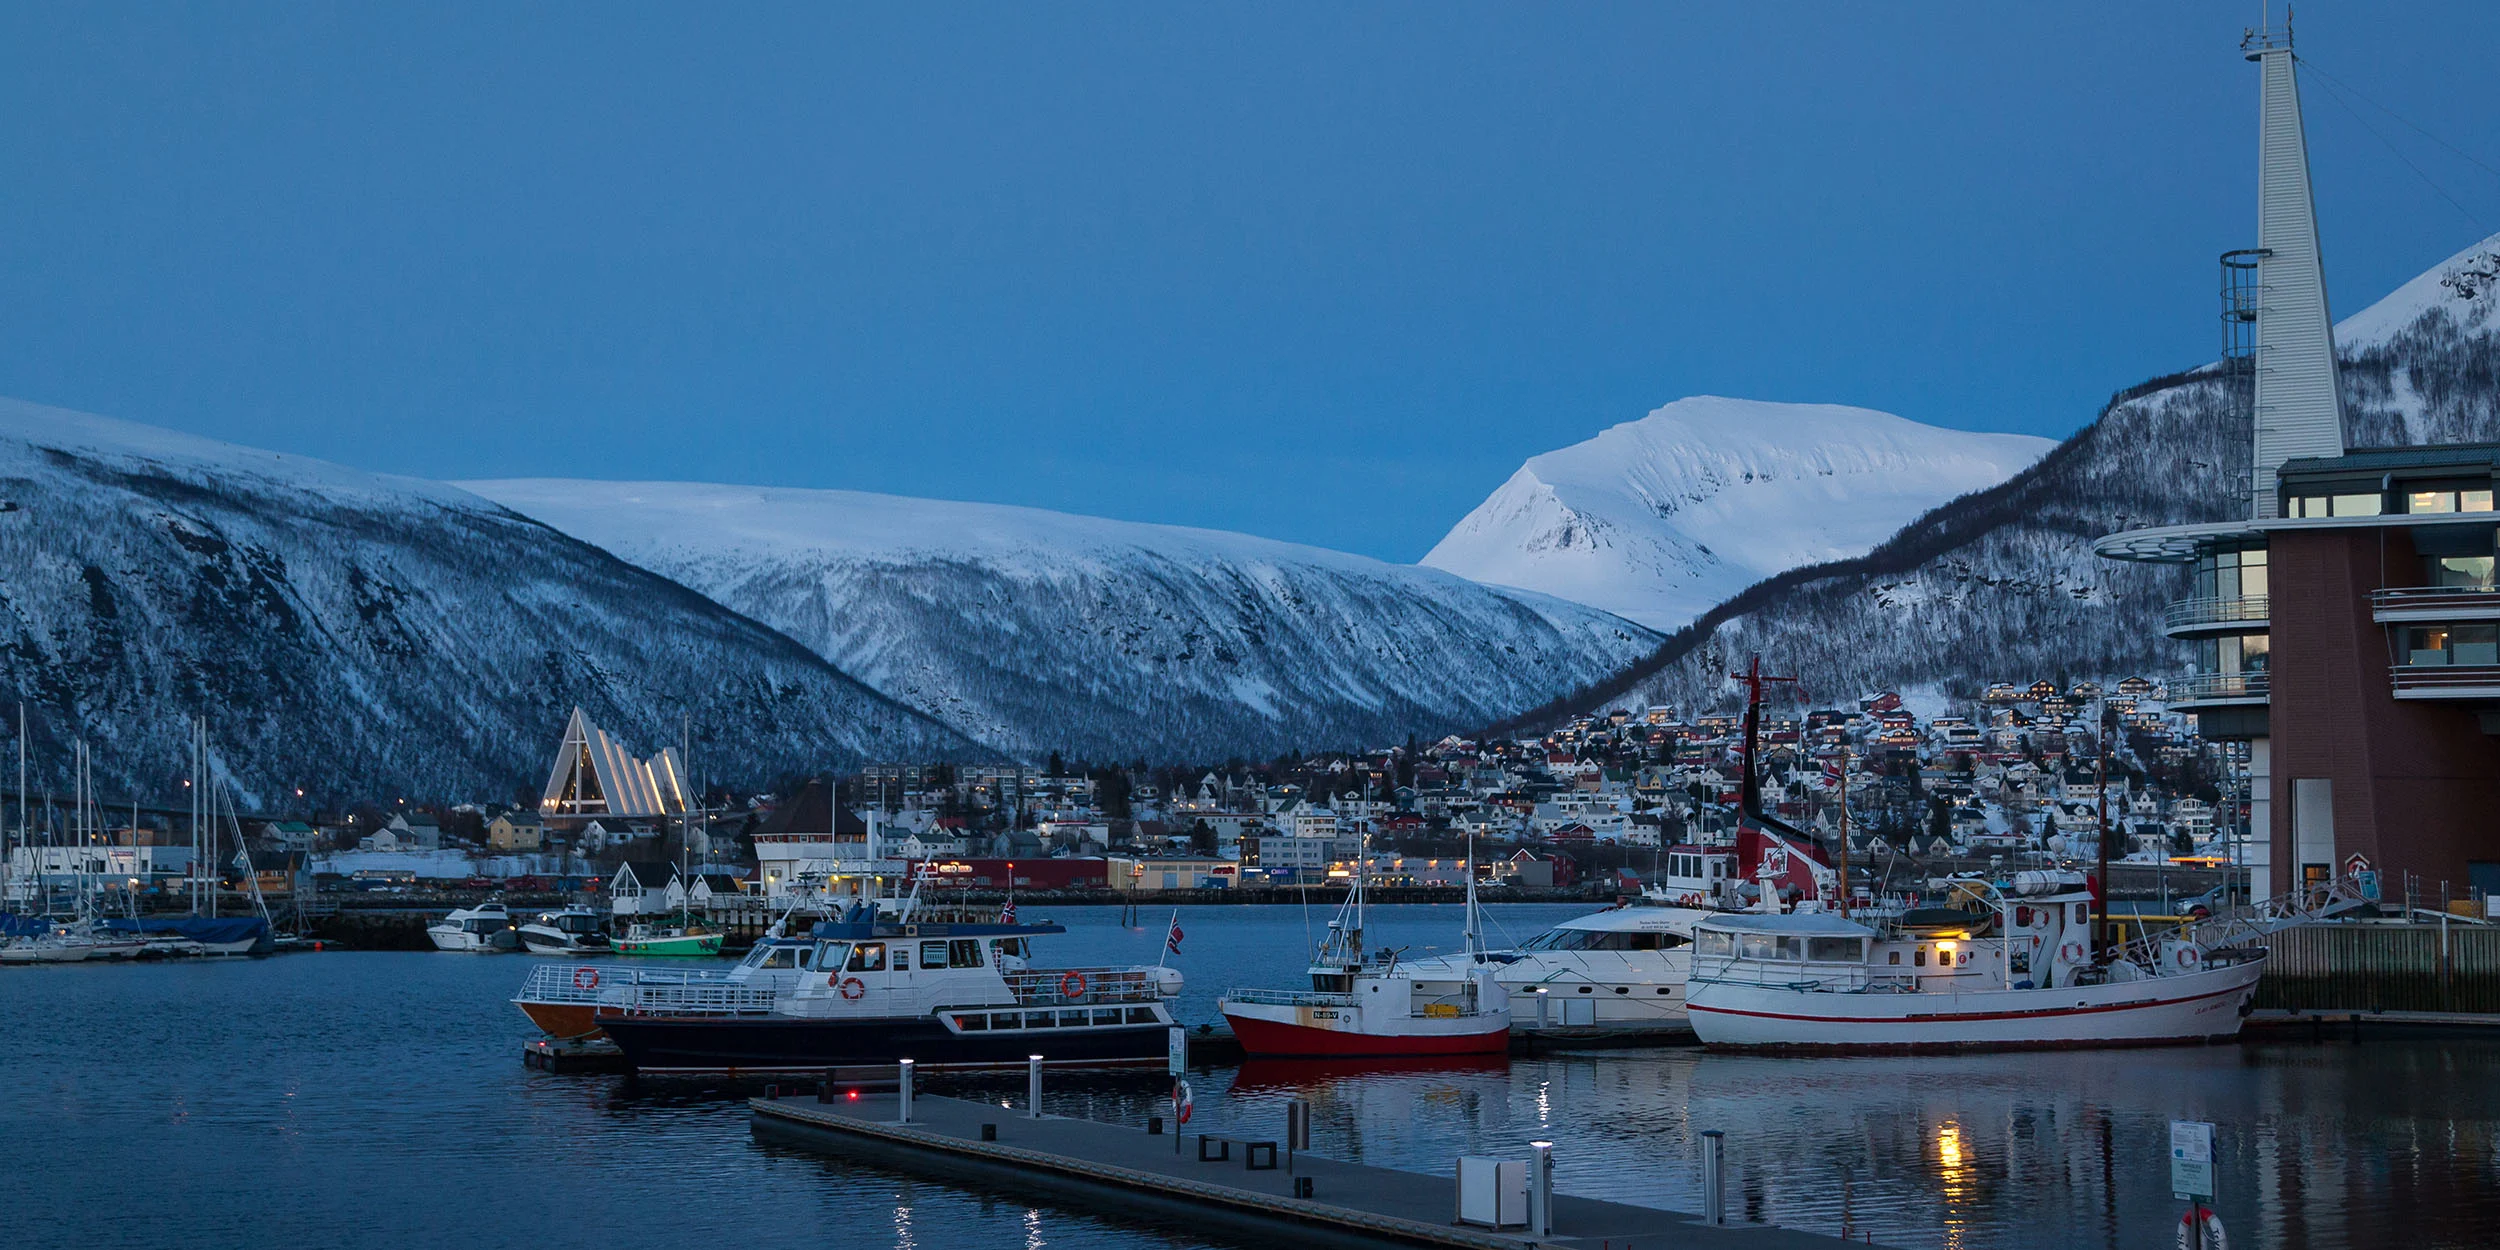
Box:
[776,917,1179,1029]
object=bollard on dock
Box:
[898,1059,914,1124]
[1527,1141,1554,1237]
[1700,1129,1726,1225]
[1027,1054,1044,1119]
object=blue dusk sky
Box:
[2,4,2496,561]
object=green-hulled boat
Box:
[615,922,722,957]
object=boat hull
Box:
[1219,1000,1512,1058]
[1686,958,2266,1053]
[517,1001,605,1041]
[614,934,720,957]
[594,1012,1171,1074]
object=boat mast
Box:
[2094,702,2114,963]
[1463,825,1482,959]
[1835,746,1851,918]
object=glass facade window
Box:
[2399,488,2494,514]
[2429,555,2498,589]
[2287,493,2385,517]
[2332,493,2384,517]
[2404,624,2500,667]
[2190,546,2269,602]
[2198,634,2270,678]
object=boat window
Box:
[816,942,849,969]
[956,1013,988,1031]
[991,1012,1021,1029]
[921,941,951,969]
[1697,930,1734,957]
[796,948,814,970]
[1914,949,1928,967]
[948,939,984,968]
[1737,933,1796,961]
[756,947,799,970]
[1125,1007,1160,1024]
[1888,950,1902,965]
[1521,929,1602,952]
[846,943,887,973]
[1806,937,1863,963]
[993,938,1028,960]
[1938,950,1954,967]
[892,949,910,971]
[1025,1011,1058,1029]
[1093,1008,1125,1026]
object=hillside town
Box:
[8,677,2249,917]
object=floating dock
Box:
[751,1090,1873,1249]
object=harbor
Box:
[8,933,2500,1250]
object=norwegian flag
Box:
[999,897,1016,924]
[1165,913,1185,954]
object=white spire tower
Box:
[2243,13,2346,519]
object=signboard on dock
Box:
[2169,1120,2214,1200]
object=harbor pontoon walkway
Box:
[752,1091,1876,1249]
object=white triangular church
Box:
[540,707,688,820]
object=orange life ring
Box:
[573,967,600,991]
[1060,971,1088,999]
[838,976,867,1001]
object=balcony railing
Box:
[2162,596,2271,632]
[2369,585,2500,621]
[2167,671,2270,704]
[2389,663,2500,698]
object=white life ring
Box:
[2174,945,2202,970]
[2176,1206,2227,1250]
[2059,940,2089,964]
[838,976,867,1001]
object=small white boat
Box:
[428,902,520,953]
[0,932,96,964]
[1220,836,1510,1059]
[1683,872,2266,1052]
[518,906,611,955]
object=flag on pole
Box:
[1165,911,1185,954]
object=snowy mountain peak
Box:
[1421,396,2056,631]
[2335,228,2500,351]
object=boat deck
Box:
[751,1090,1874,1249]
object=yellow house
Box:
[487,815,544,852]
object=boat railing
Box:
[601,982,785,1015]
[516,961,745,1007]
[1002,968,1170,1007]
[1218,988,1358,1009]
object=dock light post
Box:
[1527,1141,1554,1237]
[1027,1054,1044,1119]
[1699,1130,1726,1226]
[897,1059,914,1124]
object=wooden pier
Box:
[751,1090,1873,1249]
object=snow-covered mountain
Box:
[0,400,982,802]
[1494,230,2500,729]
[1420,397,2056,630]
[463,480,1660,763]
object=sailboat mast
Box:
[1463,826,1481,959]
[1836,747,1852,918]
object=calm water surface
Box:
[6,903,2497,1249]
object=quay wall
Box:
[2256,921,2500,1014]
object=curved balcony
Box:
[2370,585,2500,624]
[2162,595,2271,638]
[2389,664,2500,700]
[2166,671,2270,709]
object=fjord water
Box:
[6,904,2496,1250]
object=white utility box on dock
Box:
[1454,1156,1527,1229]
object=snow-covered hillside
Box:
[463,480,1660,762]
[1420,398,2055,630]
[1511,231,2500,728]
[0,400,981,801]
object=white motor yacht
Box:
[428,902,520,953]
[517,906,611,955]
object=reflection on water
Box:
[5,905,2498,1250]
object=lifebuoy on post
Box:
[839,976,867,1001]
[2175,1205,2227,1250]
[1060,971,1088,999]
[573,967,600,991]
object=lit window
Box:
[2464,490,2495,513]
[2410,490,2458,514]
[2331,493,2384,517]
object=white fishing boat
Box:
[517,906,611,955]
[428,902,520,953]
[1397,897,1710,1039]
[1683,872,2267,1052]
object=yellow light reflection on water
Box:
[1936,1120,1972,1250]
